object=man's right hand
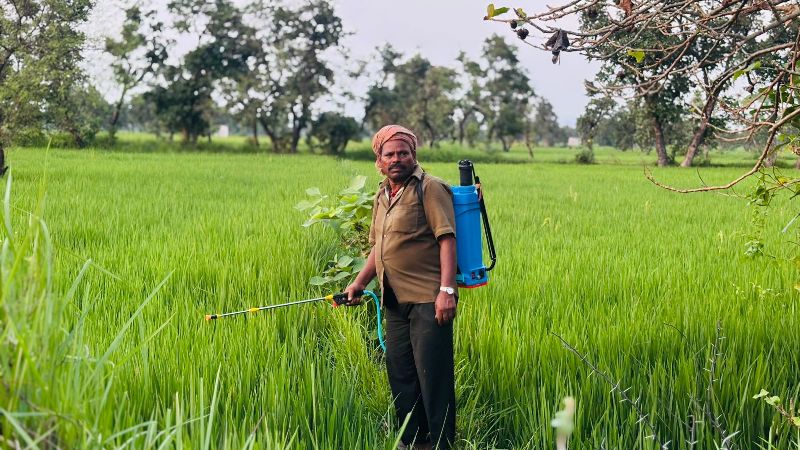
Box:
[343,283,365,305]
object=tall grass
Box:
[1,146,799,448]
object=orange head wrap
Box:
[371,125,418,158]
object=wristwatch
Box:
[439,286,455,295]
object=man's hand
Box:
[434,291,457,325]
[343,283,364,305]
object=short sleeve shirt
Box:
[369,165,457,304]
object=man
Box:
[345,124,457,450]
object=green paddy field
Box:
[1,142,799,449]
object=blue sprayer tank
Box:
[453,160,496,288]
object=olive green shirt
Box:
[369,165,457,304]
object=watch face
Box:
[442,287,454,295]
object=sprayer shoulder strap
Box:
[416,173,454,223]
[416,173,425,210]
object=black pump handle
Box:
[458,160,474,186]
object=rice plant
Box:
[1,146,798,449]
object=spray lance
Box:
[204,290,386,351]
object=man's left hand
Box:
[435,291,457,325]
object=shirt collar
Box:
[379,164,424,190]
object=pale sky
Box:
[85,0,599,126]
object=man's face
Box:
[379,139,416,183]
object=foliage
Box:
[753,389,800,429]
[295,175,375,289]
[363,50,459,148]
[574,147,594,164]
[47,78,111,147]
[4,148,800,448]
[148,0,260,144]
[486,1,768,168]
[0,0,93,153]
[104,6,169,141]
[309,112,361,154]
[479,35,535,151]
[241,0,346,154]
[531,99,566,146]
[586,100,638,151]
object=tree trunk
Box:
[289,106,308,154]
[423,118,436,148]
[0,141,7,176]
[259,117,282,153]
[486,124,495,151]
[681,94,718,167]
[652,117,669,167]
[251,115,259,147]
[109,86,128,143]
[457,108,474,146]
[524,122,534,158]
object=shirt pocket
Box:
[389,206,419,233]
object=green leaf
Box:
[627,49,645,64]
[766,396,781,406]
[306,187,321,196]
[309,276,328,286]
[792,416,800,427]
[734,61,762,81]
[349,175,367,191]
[515,8,526,19]
[332,271,351,281]
[294,199,320,211]
[336,255,354,268]
[753,389,770,399]
[485,3,508,18]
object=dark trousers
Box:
[384,282,456,449]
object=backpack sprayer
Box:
[205,290,386,351]
[203,160,495,351]
[453,160,496,288]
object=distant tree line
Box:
[1,0,576,158]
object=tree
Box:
[363,50,459,148]
[149,0,259,143]
[577,95,615,151]
[480,35,535,151]
[104,6,169,142]
[309,112,360,154]
[119,93,161,135]
[240,0,345,153]
[396,55,458,147]
[454,51,489,147]
[0,0,92,161]
[47,76,110,147]
[594,101,637,151]
[531,99,564,146]
[362,44,404,133]
[577,8,692,166]
[485,1,796,177]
